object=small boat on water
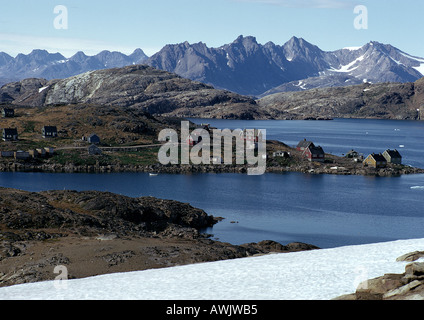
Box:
[149,173,158,176]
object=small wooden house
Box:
[345,150,363,162]
[273,151,290,158]
[303,145,325,162]
[88,144,102,155]
[0,151,14,158]
[296,139,315,152]
[2,128,18,141]
[382,149,402,165]
[42,126,58,138]
[363,153,387,168]
[88,134,100,145]
[14,151,30,160]
[1,108,14,118]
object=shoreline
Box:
[0,188,319,288]
[1,160,423,177]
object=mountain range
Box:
[0,49,148,87]
[1,36,424,97]
[147,36,424,97]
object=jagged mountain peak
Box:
[1,36,423,97]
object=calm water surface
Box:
[1,118,424,249]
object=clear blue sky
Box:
[1,0,423,58]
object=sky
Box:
[0,0,423,58]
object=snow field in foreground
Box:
[1,238,424,300]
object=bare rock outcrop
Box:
[336,252,424,300]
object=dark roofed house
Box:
[296,139,315,151]
[2,128,18,141]
[345,149,364,162]
[303,145,325,162]
[363,153,387,168]
[88,134,100,145]
[383,149,402,165]
[1,108,14,118]
[88,144,102,155]
[42,126,58,138]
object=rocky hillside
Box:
[0,65,262,119]
[258,77,424,120]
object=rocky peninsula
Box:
[0,188,318,287]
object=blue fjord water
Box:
[1,118,424,249]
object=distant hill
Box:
[258,77,424,120]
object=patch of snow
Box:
[38,86,49,93]
[329,55,365,73]
[1,238,424,300]
[343,46,362,51]
[398,52,424,75]
[390,57,403,66]
[294,81,307,90]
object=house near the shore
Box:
[1,108,14,118]
[0,151,14,158]
[382,149,402,165]
[296,139,314,152]
[88,144,102,155]
[42,126,58,138]
[363,153,387,168]
[88,134,101,145]
[345,150,364,162]
[297,139,325,162]
[303,145,325,162]
[14,151,30,160]
[273,151,290,158]
[2,128,18,141]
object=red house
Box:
[296,139,314,151]
[303,145,325,162]
[297,139,325,162]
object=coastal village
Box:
[0,106,416,176]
